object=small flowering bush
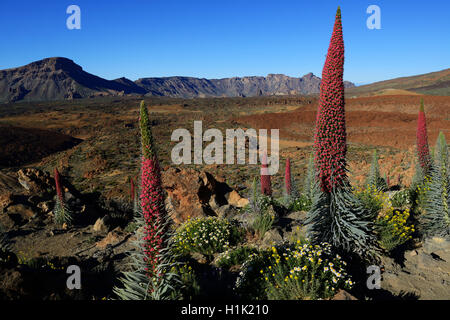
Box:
[415,175,431,208]
[376,208,414,252]
[389,190,412,208]
[170,263,200,300]
[354,184,388,217]
[263,242,353,300]
[216,246,258,270]
[173,217,241,257]
[235,241,353,300]
[288,194,312,212]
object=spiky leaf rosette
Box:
[139,101,168,276]
[417,99,431,174]
[410,154,426,193]
[260,153,272,196]
[114,206,181,300]
[53,168,72,226]
[53,198,73,226]
[420,132,450,238]
[303,152,319,203]
[366,150,387,191]
[305,177,379,260]
[314,7,347,193]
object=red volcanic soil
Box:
[235,95,450,149]
[0,125,82,167]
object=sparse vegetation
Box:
[173,217,239,258]
[376,208,414,252]
[235,241,353,300]
[420,132,450,238]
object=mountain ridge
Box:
[0,57,355,103]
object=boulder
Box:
[332,289,357,300]
[216,205,238,219]
[37,201,53,214]
[225,190,249,208]
[0,192,13,213]
[162,168,233,224]
[17,168,54,195]
[261,228,283,248]
[93,217,109,233]
[381,237,450,299]
[6,204,36,222]
[96,228,124,249]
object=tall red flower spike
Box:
[285,158,292,196]
[260,152,272,196]
[416,99,431,172]
[54,168,64,202]
[314,7,347,193]
[139,101,166,277]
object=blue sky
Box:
[0,0,449,85]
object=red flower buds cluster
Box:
[314,8,347,193]
[140,156,165,275]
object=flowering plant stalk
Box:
[260,152,272,196]
[114,101,180,300]
[53,168,72,226]
[306,8,377,260]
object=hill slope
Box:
[346,68,450,97]
[0,57,146,103]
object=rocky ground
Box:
[0,95,449,300]
[1,166,449,300]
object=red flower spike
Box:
[314,7,347,193]
[54,168,64,202]
[260,152,272,196]
[139,101,167,278]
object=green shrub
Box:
[216,246,259,269]
[173,217,241,257]
[244,177,279,238]
[376,208,414,252]
[234,251,273,299]
[252,212,274,239]
[170,263,200,300]
[124,221,139,233]
[288,194,312,212]
[389,190,412,208]
[235,241,353,300]
[353,184,387,217]
[366,150,388,192]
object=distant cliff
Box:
[0,57,355,102]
